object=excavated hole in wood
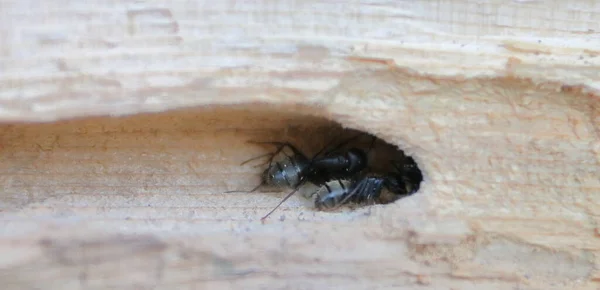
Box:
[0,104,423,220]
[217,106,424,217]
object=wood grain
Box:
[1,1,599,289]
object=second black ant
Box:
[311,157,423,210]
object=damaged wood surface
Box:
[1,1,599,289]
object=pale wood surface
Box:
[1,1,600,290]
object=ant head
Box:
[263,166,293,187]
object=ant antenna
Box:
[309,130,345,159]
[224,181,265,194]
[239,152,275,166]
[260,186,301,222]
[318,132,367,158]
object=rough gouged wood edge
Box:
[2,1,600,122]
[1,1,600,290]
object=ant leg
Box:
[236,140,288,167]
[367,178,385,202]
[317,132,368,158]
[337,179,346,190]
[247,141,300,152]
[240,152,275,166]
[247,141,305,168]
[336,177,384,208]
[367,135,377,153]
[333,178,368,209]
[260,186,301,222]
[308,182,329,200]
[224,181,265,194]
[310,130,346,159]
[245,146,296,169]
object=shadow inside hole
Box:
[228,123,423,217]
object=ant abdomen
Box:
[313,179,354,210]
[312,175,388,210]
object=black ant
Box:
[312,156,423,210]
[226,132,374,221]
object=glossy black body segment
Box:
[306,147,368,185]
[311,156,423,210]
